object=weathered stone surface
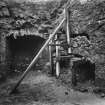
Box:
[68,0,105,78]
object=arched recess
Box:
[6,35,46,73]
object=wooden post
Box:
[49,40,54,75]
[66,8,71,54]
[10,18,65,94]
[55,35,60,77]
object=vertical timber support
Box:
[55,35,60,77]
[0,33,7,72]
[49,40,54,75]
[66,8,71,54]
[0,34,6,63]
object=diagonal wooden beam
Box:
[66,8,71,53]
[10,17,66,94]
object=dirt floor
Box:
[0,71,105,105]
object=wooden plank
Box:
[66,8,71,53]
[49,40,54,75]
[48,43,68,46]
[55,35,60,77]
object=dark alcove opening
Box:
[72,59,95,86]
[6,35,45,74]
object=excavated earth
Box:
[0,71,105,105]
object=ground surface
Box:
[0,71,105,105]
